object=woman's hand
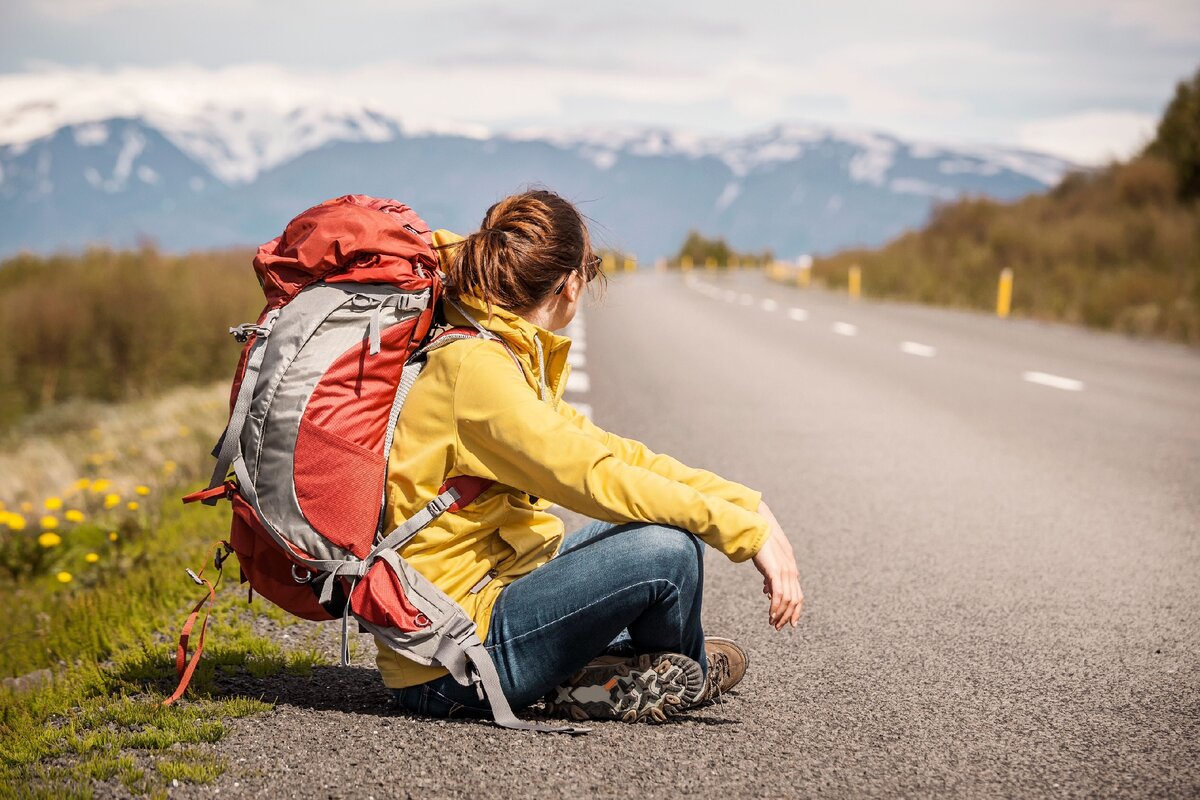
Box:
[751,501,804,630]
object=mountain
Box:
[0,100,1071,260]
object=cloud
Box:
[1017,110,1158,165]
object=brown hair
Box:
[437,189,605,312]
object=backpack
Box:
[166,194,582,734]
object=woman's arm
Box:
[557,401,761,512]
[451,342,769,562]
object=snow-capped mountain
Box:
[0,69,1072,260]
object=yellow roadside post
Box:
[680,254,693,272]
[997,268,1013,318]
[602,253,616,274]
[705,256,717,271]
[848,265,862,300]
[623,256,636,273]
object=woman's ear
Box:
[563,271,584,304]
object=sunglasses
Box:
[554,255,603,295]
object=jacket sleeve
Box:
[451,343,769,562]
[556,401,763,513]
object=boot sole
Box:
[546,652,705,723]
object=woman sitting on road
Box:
[384,188,804,723]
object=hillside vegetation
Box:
[805,68,1200,345]
[0,246,261,431]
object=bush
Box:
[0,246,261,431]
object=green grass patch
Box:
[0,487,331,798]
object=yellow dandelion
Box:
[85,552,100,564]
[163,460,178,474]
[108,531,118,542]
[103,493,120,510]
[6,514,27,531]
[38,532,62,548]
[20,501,33,512]
[135,485,150,496]
[127,501,140,511]
[44,497,63,511]
[71,478,91,492]
[91,479,112,493]
[64,509,85,523]
[40,515,59,529]
[56,571,73,584]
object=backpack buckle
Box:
[229,323,270,343]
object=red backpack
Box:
[168,195,580,734]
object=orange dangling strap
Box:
[161,541,231,706]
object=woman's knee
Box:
[635,524,703,584]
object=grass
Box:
[0,386,331,798]
[0,246,261,432]
[760,156,1200,345]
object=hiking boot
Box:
[695,636,749,705]
[545,652,705,723]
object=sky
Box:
[0,0,1197,165]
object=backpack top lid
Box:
[252,194,440,309]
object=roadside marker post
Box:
[602,254,616,274]
[705,257,717,272]
[997,268,1013,318]
[797,266,811,288]
[680,255,693,272]
[848,265,862,300]
[623,257,636,273]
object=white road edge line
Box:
[787,308,808,322]
[899,341,937,358]
[1022,371,1084,392]
[832,322,858,337]
[760,298,778,312]
[566,371,591,393]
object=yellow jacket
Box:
[376,230,769,688]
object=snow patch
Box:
[84,167,102,188]
[137,164,159,185]
[715,181,741,211]
[888,178,956,199]
[110,126,145,189]
[73,122,108,146]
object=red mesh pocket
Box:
[229,494,335,622]
[350,560,431,632]
[293,422,385,557]
[293,318,419,557]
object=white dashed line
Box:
[566,371,591,393]
[567,349,586,368]
[739,294,755,306]
[760,299,778,312]
[1022,371,1084,392]
[786,308,809,322]
[831,322,858,337]
[899,341,937,358]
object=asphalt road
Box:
[184,270,1200,799]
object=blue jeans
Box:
[392,520,707,719]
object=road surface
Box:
[184,270,1200,799]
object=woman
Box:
[384,189,804,723]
